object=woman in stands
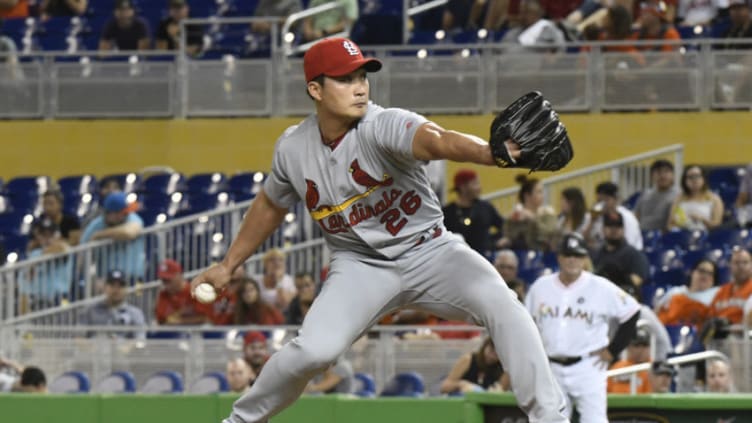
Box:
[439,337,509,395]
[668,165,724,231]
[655,258,720,329]
[501,175,558,251]
[557,186,590,236]
[233,277,284,326]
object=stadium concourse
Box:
[2,1,752,423]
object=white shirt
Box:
[526,271,640,357]
[0,373,16,392]
[254,274,296,306]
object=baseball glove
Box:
[489,91,573,171]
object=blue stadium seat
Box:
[0,195,10,214]
[189,372,229,394]
[141,192,182,216]
[353,372,376,397]
[0,211,34,236]
[642,229,662,254]
[141,173,186,194]
[57,174,97,197]
[62,193,97,219]
[665,324,703,356]
[4,175,51,196]
[228,171,265,197]
[48,371,91,393]
[651,268,687,286]
[641,282,671,308]
[380,372,425,397]
[186,172,228,194]
[140,371,184,394]
[139,209,169,227]
[95,371,137,393]
[179,192,231,215]
[704,228,747,251]
[659,229,704,252]
[518,267,548,285]
[707,167,740,192]
[623,191,641,210]
[351,14,403,45]
[100,172,142,194]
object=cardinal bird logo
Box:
[305,179,320,210]
[349,159,393,188]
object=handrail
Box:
[281,1,350,56]
[606,350,729,395]
[481,144,684,202]
[403,0,449,44]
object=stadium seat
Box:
[140,371,184,393]
[641,229,662,254]
[4,176,51,196]
[228,171,265,197]
[623,191,641,210]
[63,193,97,219]
[651,268,687,286]
[704,228,747,251]
[518,267,547,285]
[141,192,182,217]
[189,372,229,394]
[707,167,740,192]
[353,372,376,398]
[100,173,142,194]
[180,192,232,214]
[665,324,703,355]
[94,371,137,393]
[0,211,34,235]
[141,173,186,194]
[380,372,425,397]
[1,233,30,256]
[185,172,228,194]
[57,174,97,197]
[659,229,704,252]
[48,371,91,393]
[641,282,671,308]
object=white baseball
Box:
[194,283,217,303]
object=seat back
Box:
[95,371,137,393]
[48,371,91,393]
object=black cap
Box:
[651,361,676,376]
[115,0,134,9]
[631,329,650,346]
[106,269,127,285]
[603,211,624,227]
[33,216,58,233]
[558,233,589,257]
[596,181,619,198]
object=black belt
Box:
[549,356,582,366]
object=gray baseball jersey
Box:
[263,102,443,258]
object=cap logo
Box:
[568,238,578,249]
[342,40,359,56]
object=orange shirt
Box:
[155,282,210,324]
[709,279,752,324]
[631,26,681,52]
[0,0,29,18]
[608,360,651,394]
[658,293,711,328]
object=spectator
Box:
[36,190,81,246]
[745,291,752,327]
[607,329,652,394]
[656,259,720,329]
[0,0,28,18]
[501,0,566,52]
[558,187,590,236]
[540,0,588,21]
[493,249,527,299]
[586,181,643,251]
[648,361,675,393]
[12,366,47,393]
[285,272,318,325]
[81,191,145,281]
[440,337,510,394]
[502,175,558,251]
[255,249,296,311]
[632,1,681,52]
[592,212,650,288]
[78,269,146,339]
[234,277,285,326]
[83,176,123,227]
[99,0,150,52]
[40,0,86,17]
[20,217,72,311]
[302,0,358,42]
[633,0,679,24]
[706,248,752,325]
[0,357,24,392]
[443,0,509,31]
[668,165,724,231]
[227,358,255,394]
[442,169,504,256]
[155,259,208,325]
[251,0,303,35]
[634,159,679,232]
[706,358,736,393]
[677,0,726,27]
[243,331,270,377]
[722,0,752,48]
[736,164,752,227]
[0,22,22,79]
[156,0,203,55]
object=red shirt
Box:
[237,305,284,325]
[208,289,238,325]
[155,282,210,324]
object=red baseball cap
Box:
[243,331,267,346]
[453,169,478,190]
[157,259,183,280]
[303,37,382,82]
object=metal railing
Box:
[403,0,448,44]
[0,199,322,322]
[3,33,752,118]
[606,350,730,395]
[281,2,351,56]
[481,144,684,215]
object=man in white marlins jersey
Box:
[526,232,640,423]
